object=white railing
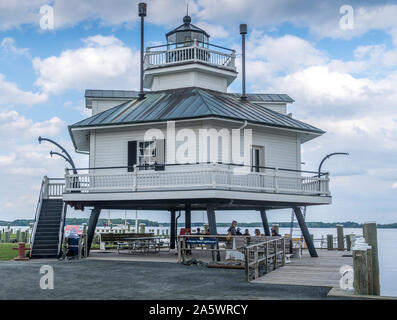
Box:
[64,163,330,197]
[144,41,236,71]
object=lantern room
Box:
[166,15,210,47]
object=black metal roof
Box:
[85,89,140,99]
[73,87,323,134]
[166,15,210,38]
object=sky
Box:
[0,0,397,224]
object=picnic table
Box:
[117,236,165,254]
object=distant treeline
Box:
[1,219,397,229]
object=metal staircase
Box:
[30,177,66,259]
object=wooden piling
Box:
[337,224,344,251]
[327,234,333,250]
[346,234,351,251]
[363,222,380,295]
[366,247,373,295]
[353,246,369,295]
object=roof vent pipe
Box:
[240,24,247,101]
[138,3,147,99]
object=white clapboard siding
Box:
[90,120,300,173]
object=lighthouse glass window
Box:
[138,140,156,167]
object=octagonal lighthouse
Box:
[30,13,331,259]
[144,15,237,92]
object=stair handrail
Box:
[57,202,67,256]
[30,177,46,253]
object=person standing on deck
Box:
[226,220,238,247]
[227,220,238,237]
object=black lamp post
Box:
[138,2,147,100]
[240,24,247,101]
[38,136,77,174]
[318,152,349,177]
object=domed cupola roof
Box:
[166,15,210,44]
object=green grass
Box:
[0,243,30,261]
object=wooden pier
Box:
[251,249,352,288]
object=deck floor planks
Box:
[252,250,352,287]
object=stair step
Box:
[41,210,62,214]
[36,229,59,234]
[39,219,61,222]
[31,249,58,255]
[35,236,59,241]
[33,244,58,249]
[33,240,58,245]
[35,231,59,236]
[37,223,60,227]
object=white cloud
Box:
[270,66,375,105]
[195,21,229,39]
[0,153,16,165]
[32,35,140,94]
[0,0,48,30]
[1,37,30,57]
[0,110,65,137]
[0,73,47,105]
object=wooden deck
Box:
[252,249,352,288]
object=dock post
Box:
[293,207,318,257]
[327,234,333,250]
[346,234,352,251]
[170,209,176,249]
[86,206,102,256]
[337,224,344,251]
[259,210,271,236]
[353,243,371,295]
[363,222,380,295]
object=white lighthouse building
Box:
[31,14,330,259]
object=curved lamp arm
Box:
[318,152,349,177]
[50,151,73,165]
[39,136,77,174]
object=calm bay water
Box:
[3,225,396,297]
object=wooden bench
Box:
[99,233,153,250]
